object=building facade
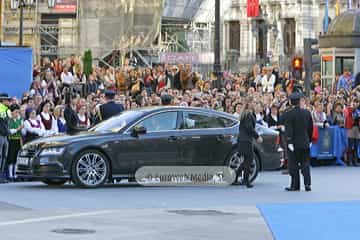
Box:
[222,0,350,72]
[0,0,78,62]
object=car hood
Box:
[23,131,110,149]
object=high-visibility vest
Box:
[0,103,9,119]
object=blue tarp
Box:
[0,48,32,98]
[310,126,347,165]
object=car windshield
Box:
[90,111,143,132]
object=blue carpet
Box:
[258,201,360,240]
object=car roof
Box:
[137,106,237,119]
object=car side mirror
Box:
[132,125,147,137]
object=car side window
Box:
[183,112,236,129]
[136,112,178,132]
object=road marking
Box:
[0,210,114,227]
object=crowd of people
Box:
[0,54,360,182]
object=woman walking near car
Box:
[234,97,263,188]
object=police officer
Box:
[0,93,11,184]
[282,92,313,191]
[99,90,124,121]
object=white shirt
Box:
[261,74,276,93]
[37,112,59,136]
[78,114,90,128]
[22,119,46,137]
[61,72,74,85]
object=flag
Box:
[247,0,259,17]
[323,0,329,33]
[335,0,340,16]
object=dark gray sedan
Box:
[16,107,281,188]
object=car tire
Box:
[227,149,260,184]
[41,179,67,186]
[71,149,110,188]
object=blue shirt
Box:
[337,74,354,92]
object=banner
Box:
[310,126,347,165]
[323,0,329,33]
[335,0,341,16]
[247,0,259,18]
[55,0,77,13]
[160,52,214,64]
[0,48,32,98]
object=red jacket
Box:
[344,107,354,129]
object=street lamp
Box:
[11,0,36,46]
[213,0,221,89]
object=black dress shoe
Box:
[305,186,311,191]
[246,184,254,188]
[285,187,300,191]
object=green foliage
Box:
[83,50,93,77]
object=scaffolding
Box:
[1,0,79,61]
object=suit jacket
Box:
[100,101,124,121]
[64,105,81,135]
[282,106,313,149]
[238,112,259,143]
[265,114,279,128]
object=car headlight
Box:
[39,147,65,156]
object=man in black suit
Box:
[99,90,124,121]
[282,92,313,191]
[64,94,84,135]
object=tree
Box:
[83,50,93,77]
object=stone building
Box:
[221,0,352,72]
[0,0,78,62]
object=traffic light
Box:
[304,38,320,94]
[292,56,303,80]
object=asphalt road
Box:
[0,166,359,239]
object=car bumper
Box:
[16,155,70,179]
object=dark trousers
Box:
[348,138,359,162]
[288,148,311,189]
[237,141,254,184]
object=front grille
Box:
[17,146,39,168]
[19,147,38,158]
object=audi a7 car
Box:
[16,107,281,188]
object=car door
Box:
[179,111,236,166]
[116,111,181,174]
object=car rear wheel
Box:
[72,150,110,188]
[227,149,260,184]
[41,179,67,186]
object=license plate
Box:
[17,157,29,166]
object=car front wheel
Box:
[71,150,110,188]
[227,149,260,184]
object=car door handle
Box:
[168,136,178,142]
[217,135,229,142]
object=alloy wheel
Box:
[76,153,108,187]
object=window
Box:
[335,57,354,75]
[183,112,236,129]
[322,59,333,76]
[136,112,178,132]
[229,21,240,51]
